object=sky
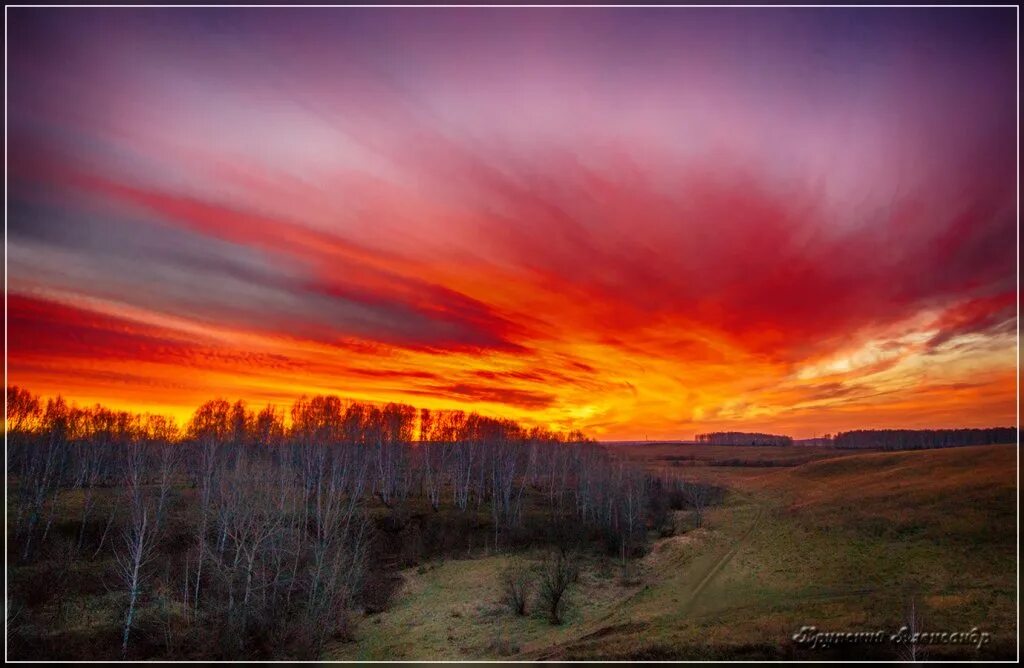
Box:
[5,8,1018,440]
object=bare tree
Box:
[203,455,292,649]
[184,398,235,615]
[421,439,453,512]
[452,437,475,511]
[6,385,41,433]
[898,595,926,662]
[9,387,688,660]
[617,465,647,564]
[152,440,181,537]
[500,559,532,616]
[19,397,73,560]
[72,421,108,552]
[538,548,577,625]
[302,444,372,652]
[684,480,711,529]
[114,444,156,657]
[491,438,520,543]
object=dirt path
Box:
[676,503,764,616]
[528,498,766,659]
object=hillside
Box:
[329,444,1017,659]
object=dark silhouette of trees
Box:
[6,385,41,433]
[5,385,721,659]
[832,428,1016,450]
[695,432,793,446]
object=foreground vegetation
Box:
[5,387,713,660]
[554,442,1017,660]
[336,443,1015,660]
[6,387,1016,659]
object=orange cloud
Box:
[6,8,1016,438]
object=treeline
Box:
[6,386,714,659]
[695,431,794,446]
[831,427,1017,450]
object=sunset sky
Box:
[6,8,1018,439]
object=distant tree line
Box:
[6,385,716,659]
[831,427,1017,450]
[694,431,794,446]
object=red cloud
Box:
[926,291,1017,350]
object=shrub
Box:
[500,560,531,616]
[538,549,576,625]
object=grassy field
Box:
[606,442,856,468]
[10,441,1017,659]
[327,443,1018,660]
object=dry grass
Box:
[14,443,1017,660]
[325,549,646,659]
[605,442,863,469]
[532,444,1017,660]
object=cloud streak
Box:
[6,7,1017,437]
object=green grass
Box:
[328,444,1017,660]
[326,549,648,660]
[552,444,1017,660]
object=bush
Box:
[538,549,576,625]
[500,560,531,616]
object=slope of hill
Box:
[328,443,1017,660]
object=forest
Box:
[830,427,1017,450]
[5,386,715,660]
[694,428,1017,450]
[694,431,794,446]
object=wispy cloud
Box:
[6,7,1017,437]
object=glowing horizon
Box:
[6,8,1018,440]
